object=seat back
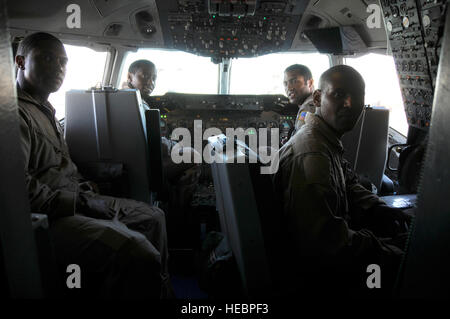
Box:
[145,109,164,194]
[208,135,283,298]
[342,106,390,191]
[65,89,153,203]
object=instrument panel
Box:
[145,93,298,146]
[380,0,447,130]
[159,0,307,62]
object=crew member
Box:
[126,59,201,241]
[16,32,172,298]
[283,64,315,138]
[273,65,412,297]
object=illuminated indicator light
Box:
[220,37,224,41]
[238,16,241,19]
[234,38,238,41]
[264,17,267,20]
[227,38,231,41]
[213,15,216,18]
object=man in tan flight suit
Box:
[15,32,172,298]
[283,64,316,141]
[125,59,200,182]
[126,60,201,239]
[273,65,412,297]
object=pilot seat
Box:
[64,88,164,204]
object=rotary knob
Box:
[423,15,431,28]
[386,21,393,32]
[391,5,400,18]
[402,16,410,28]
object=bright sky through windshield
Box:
[346,53,408,135]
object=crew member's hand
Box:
[79,180,100,193]
[77,192,116,219]
[368,204,413,238]
[280,136,289,146]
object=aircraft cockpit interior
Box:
[1,0,450,305]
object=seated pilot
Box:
[125,59,201,234]
[283,64,316,140]
[272,65,412,296]
[15,32,172,298]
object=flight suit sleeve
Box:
[19,113,77,220]
[284,153,401,259]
